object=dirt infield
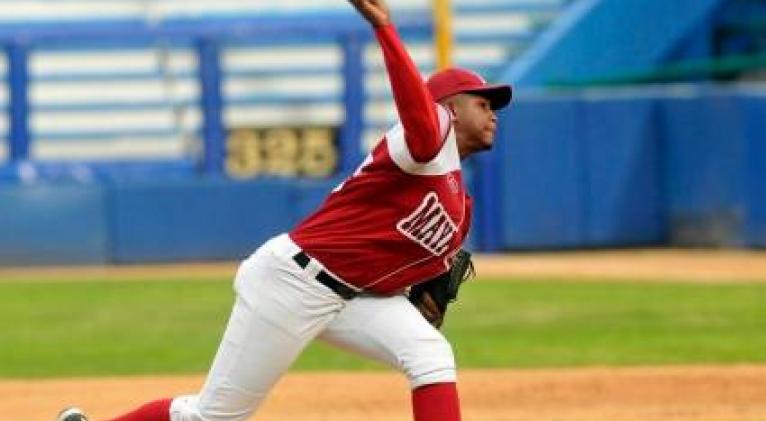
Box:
[5,366,766,421]
[476,249,766,282]
[2,248,765,283]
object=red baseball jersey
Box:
[289,24,472,295]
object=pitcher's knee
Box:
[399,336,456,389]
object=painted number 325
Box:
[225,127,338,179]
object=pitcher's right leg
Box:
[170,239,345,421]
[91,235,345,421]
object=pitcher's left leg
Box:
[318,295,460,421]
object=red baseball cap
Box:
[426,67,512,110]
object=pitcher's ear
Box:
[440,99,454,113]
[447,102,459,122]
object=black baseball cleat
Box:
[56,407,89,421]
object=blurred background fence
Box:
[0,0,763,265]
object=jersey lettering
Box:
[396,192,457,255]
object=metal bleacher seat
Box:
[0,0,568,164]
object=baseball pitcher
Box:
[56,1,511,421]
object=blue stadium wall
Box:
[0,178,339,265]
[1,85,764,265]
[499,85,765,250]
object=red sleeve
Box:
[374,24,442,163]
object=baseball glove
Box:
[408,249,475,328]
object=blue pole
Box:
[197,38,225,174]
[340,33,365,174]
[6,43,30,162]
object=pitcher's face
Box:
[449,94,498,157]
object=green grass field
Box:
[2,277,765,378]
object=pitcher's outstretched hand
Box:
[349,0,391,27]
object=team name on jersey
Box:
[396,192,457,255]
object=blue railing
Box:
[0,2,570,177]
[0,14,432,177]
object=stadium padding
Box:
[110,178,299,262]
[742,96,766,248]
[498,86,764,250]
[0,184,110,265]
[661,92,747,246]
[581,97,665,245]
[502,98,586,248]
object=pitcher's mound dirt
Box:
[5,366,766,421]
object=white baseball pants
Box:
[170,234,456,421]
